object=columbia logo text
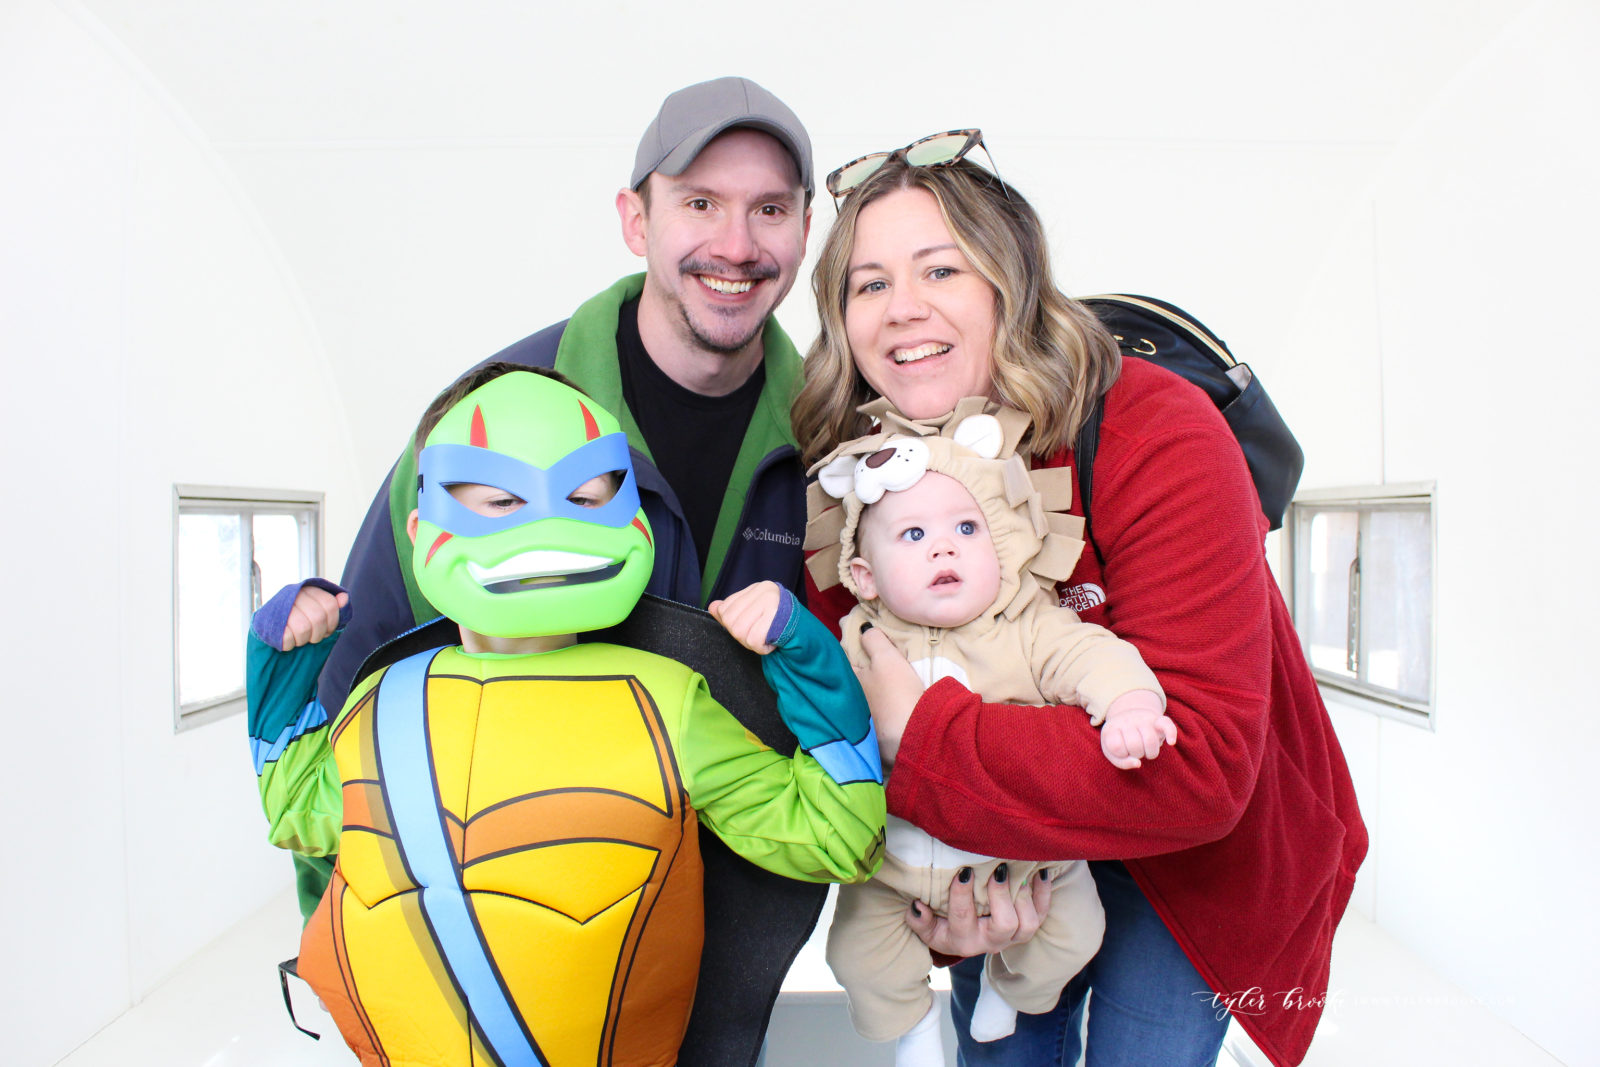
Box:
[743,528,802,545]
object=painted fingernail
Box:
[860,621,875,634]
[911,901,925,918]
[958,866,973,884]
[993,863,1009,884]
[1037,868,1052,884]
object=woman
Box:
[794,135,1366,1067]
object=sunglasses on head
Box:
[824,129,1006,202]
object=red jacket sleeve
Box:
[886,370,1273,861]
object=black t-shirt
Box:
[617,299,764,571]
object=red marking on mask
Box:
[579,401,601,442]
[425,531,452,565]
[470,405,488,448]
[632,517,652,546]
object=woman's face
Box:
[844,187,997,421]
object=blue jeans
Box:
[949,861,1228,1066]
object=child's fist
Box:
[707,581,784,655]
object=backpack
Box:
[1075,294,1304,552]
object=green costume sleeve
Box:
[758,592,883,787]
[675,677,885,884]
[247,628,344,858]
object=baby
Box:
[713,402,1176,1067]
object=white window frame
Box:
[172,485,324,731]
[1285,481,1437,728]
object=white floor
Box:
[55,887,1565,1066]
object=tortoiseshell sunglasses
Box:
[824,129,1004,202]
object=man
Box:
[250,76,821,1064]
[293,75,814,717]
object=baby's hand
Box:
[1099,691,1177,770]
[707,581,783,655]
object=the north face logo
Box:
[1060,583,1106,613]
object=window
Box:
[173,486,324,730]
[1286,482,1435,725]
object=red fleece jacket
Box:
[809,358,1367,1066]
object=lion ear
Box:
[951,413,1004,459]
[817,454,859,500]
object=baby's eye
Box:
[958,520,978,535]
[899,527,925,542]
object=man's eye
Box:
[900,527,924,542]
[688,198,712,212]
[758,204,783,217]
[958,520,977,535]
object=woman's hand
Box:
[905,864,1054,957]
[854,626,925,768]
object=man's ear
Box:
[617,187,648,257]
[406,509,419,545]
[849,557,877,600]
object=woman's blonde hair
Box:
[792,157,1120,466]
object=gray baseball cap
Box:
[630,76,813,198]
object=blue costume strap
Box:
[376,650,548,1067]
[417,435,639,535]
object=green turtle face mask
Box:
[412,372,654,638]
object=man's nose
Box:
[708,212,759,264]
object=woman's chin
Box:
[882,387,966,422]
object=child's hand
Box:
[707,581,783,655]
[1100,691,1177,770]
[281,584,349,652]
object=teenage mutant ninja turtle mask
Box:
[412,371,654,638]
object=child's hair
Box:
[412,362,585,455]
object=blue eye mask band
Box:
[416,434,640,537]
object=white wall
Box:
[6,0,1596,1064]
[0,4,362,1065]
[1283,4,1600,1064]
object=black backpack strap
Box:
[1075,397,1105,566]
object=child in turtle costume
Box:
[248,366,885,1067]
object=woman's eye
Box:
[900,527,924,542]
[958,520,977,535]
[929,266,955,280]
[859,279,888,295]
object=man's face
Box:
[620,128,810,358]
[850,472,1001,630]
